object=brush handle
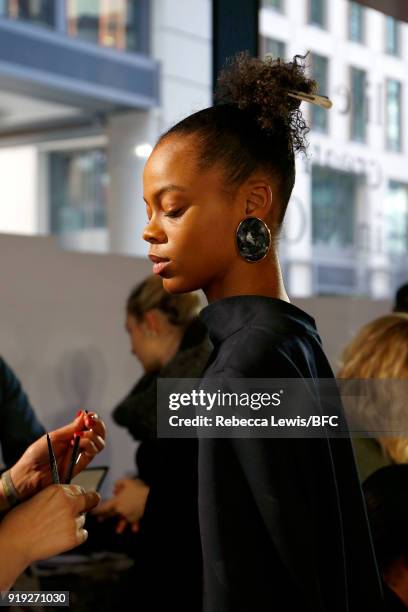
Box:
[65,435,81,485]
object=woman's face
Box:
[125,313,159,372]
[142,134,243,296]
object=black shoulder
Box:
[209,326,314,378]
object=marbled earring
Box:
[235,216,271,263]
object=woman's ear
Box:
[141,310,160,337]
[245,182,273,218]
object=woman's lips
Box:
[152,260,170,275]
[149,254,170,275]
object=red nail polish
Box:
[74,431,83,437]
[76,410,82,417]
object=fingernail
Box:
[76,410,83,417]
[74,431,83,437]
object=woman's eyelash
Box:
[164,209,184,218]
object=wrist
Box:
[1,470,20,510]
[9,461,38,502]
[0,474,11,515]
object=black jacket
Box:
[140,295,385,612]
[0,356,45,467]
[197,295,384,612]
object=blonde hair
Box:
[126,274,202,327]
[338,313,408,464]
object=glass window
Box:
[310,53,329,133]
[261,0,283,11]
[385,16,400,56]
[67,0,143,53]
[259,36,285,60]
[49,149,108,235]
[350,67,367,143]
[308,0,326,28]
[349,2,364,43]
[385,181,408,256]
[0,0,54,27]
[386,79,402,152]
[312,166,356,248]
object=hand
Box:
[0,484,100,590]
[93,478,149,529]
[10,411,106,501]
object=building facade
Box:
[0,0,211,255]
[260,0,408,298]
[0,0,407,299]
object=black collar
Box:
[199,295,317,348]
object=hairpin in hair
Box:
[287,90,333,109]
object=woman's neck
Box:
[204,250,289,304]
[158,328,184,368]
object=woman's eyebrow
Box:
[144,184,187,203]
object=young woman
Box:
[338,313,408,482]
[140,53,384,611]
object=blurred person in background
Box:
[90,274,211,545]
[338,314,408,482]
[363,465,408,610]
[0,355,45,467]
[0,410,106,590]
[393,284,408,314]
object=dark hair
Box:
[126,274,201,326]
[157,51,317,225]
[363,465,408,573]
[394,283,408,313]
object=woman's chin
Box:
[162,276,197,295]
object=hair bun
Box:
[214,51,317,155]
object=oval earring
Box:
[235,216,271,263]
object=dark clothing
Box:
[384,585,408,611]
[197,295,384,612]
[140,295,384,611]
[0,356,45,467]
[353,437,392,482]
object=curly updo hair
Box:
[157,51,317,226]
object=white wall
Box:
[0,146,39,235]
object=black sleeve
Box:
[0,357,45,467]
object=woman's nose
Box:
[142,217,166,244]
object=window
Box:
[386,79,402,152]
[0,0,54,27]
[259,37,286,60]
[310,53,329,133]
[67,0,144,53]
[261,0,283,11]
[308,0,326,28]
[385,182,408,256]
[350,67,367,143]
[385,16,400,56]
[348,2,364,43]
[49,149,108,235]
[312,167,356,248]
